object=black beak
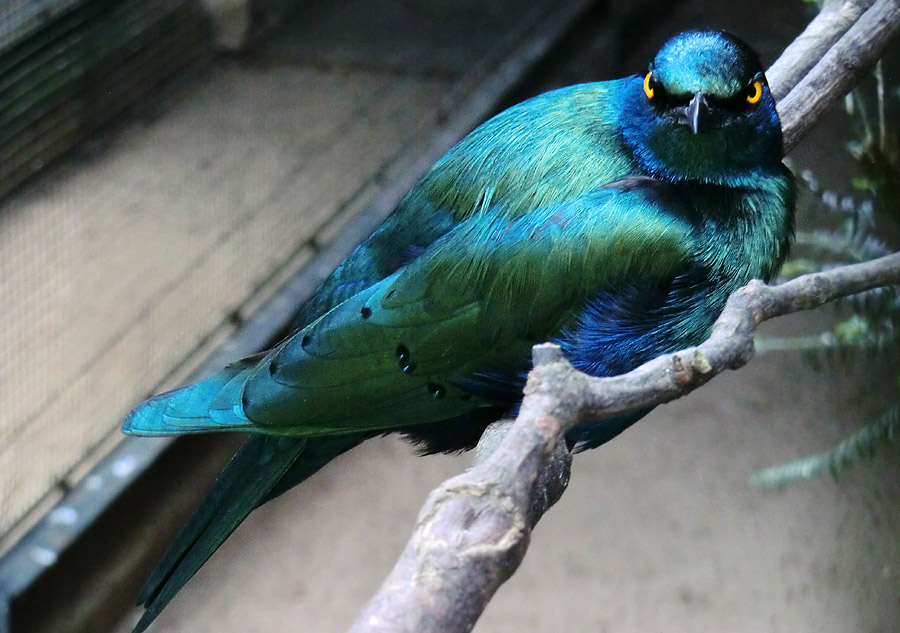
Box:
[685,92,708,135]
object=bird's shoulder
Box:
[292,80,641,329]
[413,79,638,222]
[390,176,698,313]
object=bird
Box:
[123,29,794,630]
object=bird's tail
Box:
[133,432,363,632]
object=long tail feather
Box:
[134,435,305,632]
[133,432,365,632]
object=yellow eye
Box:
[643,71,654,99]
[746,80,762,104]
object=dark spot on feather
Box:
[360,306,372,319]
[301,334,312,349]
[427,382,446,399]
[396,344,415,373]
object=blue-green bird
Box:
[123,30,794,629]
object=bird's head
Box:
[621,30,783,185]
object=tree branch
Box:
[767,0,876,102]
[522,252,900,430]
[347,6,900,632]
[347,416,571,633]
[776,0,900,153]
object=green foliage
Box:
[752,56,900,488]
[844,61,900,218]
[751,406,899,489]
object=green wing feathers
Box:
[124,184,695,440]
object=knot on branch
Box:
[790,275,833,310]
[525,344,573,394]
[653,348,721,397]
[523,344,584,411]
[669,349,714,387]
[416,481,530,567]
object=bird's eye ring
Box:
[746,80,762,104]
[643,71,655,99]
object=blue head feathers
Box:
[650,30,763,99]
[620,30,783,185]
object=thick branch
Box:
[347,418,570,633]
[777,0,900,153]
[767,0,876,101]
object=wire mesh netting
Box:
[0,0,468,548]
[0,0,218,547]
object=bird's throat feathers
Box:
[690,178,795,287]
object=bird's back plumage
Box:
[123,30,795,628]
